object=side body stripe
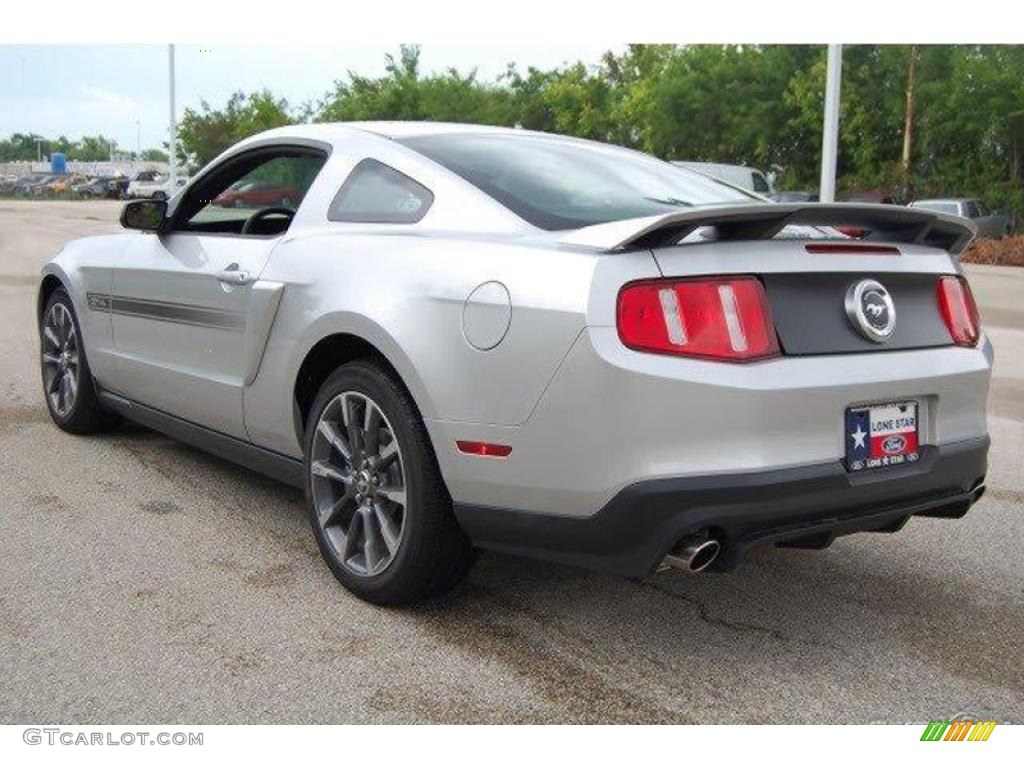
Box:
[86,292,246,332]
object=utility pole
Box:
[168,44,177,186]
[901,45,920,196]
[819,44,843,203]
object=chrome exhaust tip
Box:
[661,534,722,573]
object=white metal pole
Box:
[168,44,177,186]
[819,44,842,203]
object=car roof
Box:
[243,121,621,151]
[342,121,533,139]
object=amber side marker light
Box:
[456,440,512,458]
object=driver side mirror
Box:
[121,199,167,232]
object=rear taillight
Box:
[617,276,779,361]
[937,275,981,347]
[805,243,900,255]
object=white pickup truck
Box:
[125,172,190,201]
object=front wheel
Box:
[40,289,117,433]
[304,361,475,605]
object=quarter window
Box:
[329,159,433,224]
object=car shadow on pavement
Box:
[76,420,1023,723]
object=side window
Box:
[329,159,433,224]
[751,172,770,193]
[176,149,327,235]
[965,200,980,218]
[974,200,989,217]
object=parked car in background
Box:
[73,177,114,198]
[910,198,1011,239]
[771,190,818,203]
[0,174,21,195]
[674,161,774,195]
[126,174,189,201]
[842,189,905,206]
[124,170,163,199]
[152,176,189,200]
[26,175,60,197]
[107,177,130,199]
[45,174,90,196]
[214,180,300,208]
[8,174,41,196]
[834,190,906,238]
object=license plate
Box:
[845,401,920,472]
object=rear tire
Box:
[40,289,118,434]
[304,360,475,605]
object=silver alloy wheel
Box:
[41,302,79,418]
[310,391,407,577]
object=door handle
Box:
[215,267,253,286]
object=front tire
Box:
[40,289,117,434]
[304,361,475,605]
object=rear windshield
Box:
[399,133,757,230]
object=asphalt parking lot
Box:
[1,199,1021,724]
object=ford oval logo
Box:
[882,435,906,454]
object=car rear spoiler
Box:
[558,203,978,254]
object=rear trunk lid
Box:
[568,203,976,356]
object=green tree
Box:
[178,89,292,167]
[164,44,1024,229]
[318,45,507,124]
[0,133,46,161]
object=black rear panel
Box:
[763,272,953,355]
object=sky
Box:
[0,44,620,151]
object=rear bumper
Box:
[453,436,988,578]
[437,328,991,518]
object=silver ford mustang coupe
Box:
[38,122,991,604]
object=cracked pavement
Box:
[0,200,1021,723]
